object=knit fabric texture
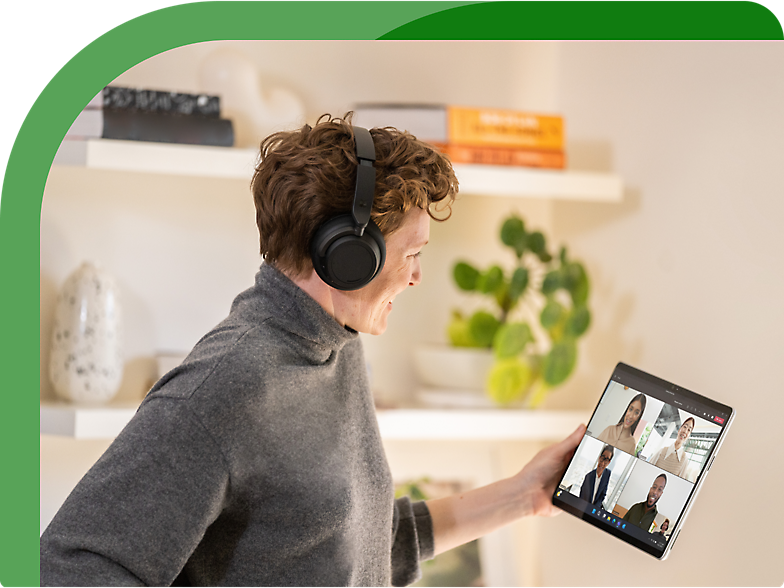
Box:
[40,263,434,586]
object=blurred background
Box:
[40,41,784,586]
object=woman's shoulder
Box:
[600,423,621,437]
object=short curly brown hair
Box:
[251,113,458,276]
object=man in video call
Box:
[579,445,614,507]
[622,473,667,531]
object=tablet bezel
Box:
[551,362,735,560]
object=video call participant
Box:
[579,445,614,507]
[622,473,667,532]
[655,518,671,538]
[648,417,695,478]
[596,393,647,455]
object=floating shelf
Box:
[53,139,623,202]
[53,139,259,180]
[377,409,588,441]
[41,400,587,441]
[41,401,140,440]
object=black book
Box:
[101,86,221,118]
[100,109,234,147]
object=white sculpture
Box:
[199,48,306,148]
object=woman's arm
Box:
[425,424,585,556]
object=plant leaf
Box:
[564,305,591,337]
[478,265,504,295]
[566,262,589,306]
[527,231,546,255]
[447,311,479,347]
[493,322,533,358]
[508,267,529,302]
[540,299,565,330]
[453,261,480,291]
[487,357,532,405]
[541,269,562,295]
[542,339,577,386]
[468,311,501,348]
[500,215,527,258]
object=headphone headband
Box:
[351,126,376,234]
[309,125,386,291]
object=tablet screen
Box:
[552,362,733,559]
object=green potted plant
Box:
[446,213,591,408]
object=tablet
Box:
[552,362,734,560]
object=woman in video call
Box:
[579,445,614,507]
[595,393,647,455]
[656,518,671,538]
[647,417,695,478]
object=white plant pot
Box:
[413,345,495,391]
[49,262,124,404]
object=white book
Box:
[352,104,447,144]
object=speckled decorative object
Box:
[49,262,124,404]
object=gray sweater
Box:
[40,263,434,586]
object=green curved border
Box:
[381,1,784,39]
[1,1,781,585]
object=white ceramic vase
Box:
[49,262,124,404]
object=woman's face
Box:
[337,207,429,335]
[623,399,642,429]
[677,420,694,444]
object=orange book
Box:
[432,143,566,169]
[447,106,564,151]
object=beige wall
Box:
[40,41,784,585]
[538,42,784,586]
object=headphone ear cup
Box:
[311,215,386,291]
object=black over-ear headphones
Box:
[310,126,386,291]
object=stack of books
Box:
[353,104,565,169]
[65,86,234,147]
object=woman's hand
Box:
[513,423,586,518]
[428,423,586,556]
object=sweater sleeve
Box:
[40,398,230,587]
[390,496,434,587]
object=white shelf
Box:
[53,139,623,202]
[377,409,588,441]
[41,401,588,441]
[53,139,259,180]
[452,163,623,202]
[41,401,140,440]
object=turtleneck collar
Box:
[244,263,358,353]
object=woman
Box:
[40,114,585,587]
[648,417,695,479]
[579,444,614,507]
[596,393,647,455]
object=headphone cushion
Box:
[311,215,386,290]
